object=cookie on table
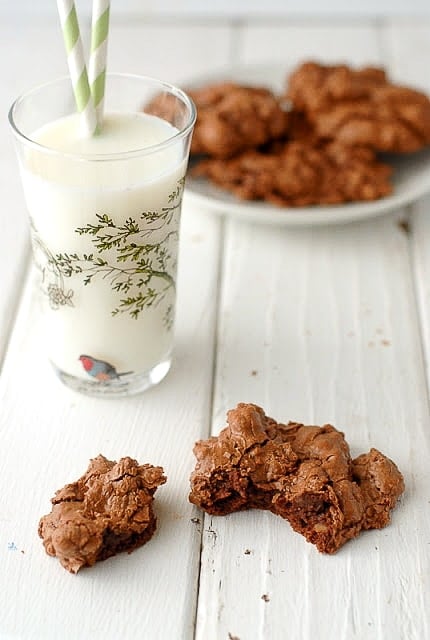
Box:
[286,61,430,153]
[188,82,289,159]
[189,403,404,554]
[192,140,393,207]
[39,455,166,573]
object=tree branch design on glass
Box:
[32,177,185,328]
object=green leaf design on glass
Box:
[32,177,185,326]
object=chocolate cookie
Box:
[192,140,392,207]
[188,82,289,158]
[39,455,166,573]
[286,61,388,112]
[189,403,404,554]
[287,61,430,153]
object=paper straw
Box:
[56,0,98,136]
[89,0,110,128]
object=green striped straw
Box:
[56,0,98,136]
[88,0,111,129]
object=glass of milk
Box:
[9,74,196,396]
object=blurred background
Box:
[0,0,429,18]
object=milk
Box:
[20,112,187,384]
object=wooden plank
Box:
[380,21,430,89]
[0,20,230,640]
[108,22,233,86]
[194,24,430,640]
[0,205,221,640]
[411,198,430,393]
[196,212,430,640]
[239,22,382,66]
[384,23,430,426]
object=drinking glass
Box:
[9,73,196,396]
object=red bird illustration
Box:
[79,355,132,381]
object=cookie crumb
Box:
[191,517,201,525]
[244,549,252,555]
[261,594,270,602]
[397,218,411,234]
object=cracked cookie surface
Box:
[188,82,289,159]
[286,61,430,152]
[39,455,166,573]
[189,403,404,553]
[192,140,392,206]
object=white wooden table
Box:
[1,14,430,640]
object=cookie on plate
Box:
[192,139,393,206]
[188,82,289,158]
[286,61,430,153]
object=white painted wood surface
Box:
[1,14,430,640]
[1,0,429,19]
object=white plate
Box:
[185,63,430,226]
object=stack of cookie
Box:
[189,61,430,208]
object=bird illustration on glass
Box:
[79,355,132,381]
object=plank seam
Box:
[408,202,430,416]
[0,245,31,375]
